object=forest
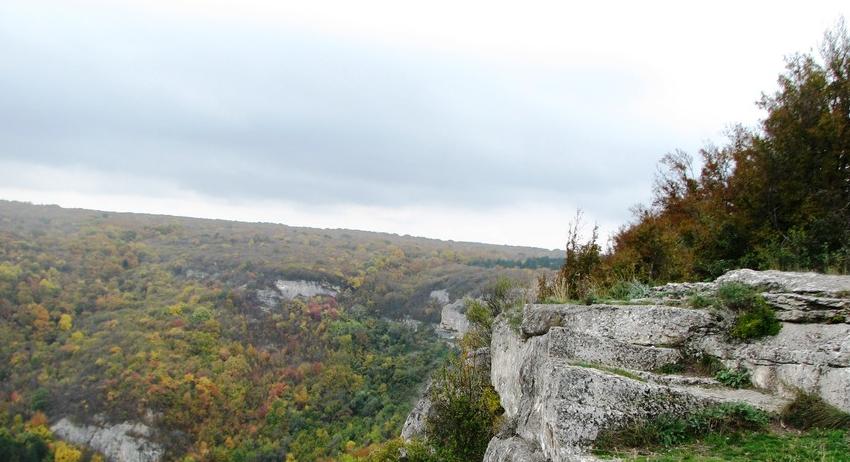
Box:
[0,201,555,461]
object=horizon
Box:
[1,1,848,248]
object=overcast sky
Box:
[1,1,846,249]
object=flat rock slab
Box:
[548,326,681,372]
[522,304,717,346]
[716,269,850,296]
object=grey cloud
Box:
[0,3,666,224]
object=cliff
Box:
[405,269,850,461]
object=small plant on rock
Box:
[714,367,751,388]
[715,282,781,340]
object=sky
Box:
[0,1,847,249]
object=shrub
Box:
[656,353,724,377]
[714,367,751,388]
[687,293,715,309]
[730,298,781,339]
[716,282,758,310]
[595,403,769,450]
[426,359,503,462]
[781,393,850,430]
[361,438,441,462]
[607,279,651,301]
[715,282,781,339]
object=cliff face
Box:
[483,269,850,462]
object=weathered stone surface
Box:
[440,299,470,336]
[547,326,681,371]
[491,318,547,419]
[400,384,432,441]
[51,417,163,462]
[763,293,849,323]
[716,269,850,296]
[483,437,547,462]
[649,281,715,299]
[522,304,716,346]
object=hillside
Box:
[0,200,559,461]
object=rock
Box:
[477,270,850,460]
[547,326,682,372]
[716,269,850,296]
[401,383,433,441]
[51,417,163,462]
[694,322,850,410]
[274,280,338,299]
[763,293,849,323]
[439,299,470,336]
[483,436,547,462]
[430,289,450,305]
[521,304,717,346]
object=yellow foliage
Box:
[70,331,85,341]
[54,441,82,462]
[58,314,73,331]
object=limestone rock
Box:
[716,269,850,296]
[400,383,433,441]
[51,417,163,462]
[439,299,470,336]
[483,436,547,462]
[521,304,716,346]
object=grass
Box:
[597,429,850,461]
[574,361,646,382]
[781,393,850,430]
[595,393,850,461]
[656,353,724,377]
[595,403,770,452]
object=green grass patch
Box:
[687,292,716,309]
[596,429,850,461]
[781,393,850,430]
[656,353,724,377]
[573,362,646,381]
[595,403,770,451]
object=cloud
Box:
[1,1,846,248]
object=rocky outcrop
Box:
[257,279,339,311]
[51,417,163,462]
[440,299,470,336]
[484,269,850,462]
[401,383,433,441]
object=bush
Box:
[687,293,715,309]
[426,359,503,462]
[595,403,769,450]
[781,393,850,430]
[716,282,758,310]
[714,367,751,388]
[715,282,782,340]
[361,438,441,462]
[730,298,781,339]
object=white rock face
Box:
[430,289,450,305]
[401,383,432,441]
[256,279,339,311]
[439,299,470,336]
[51,417,163,462]
[274,280,338,299]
